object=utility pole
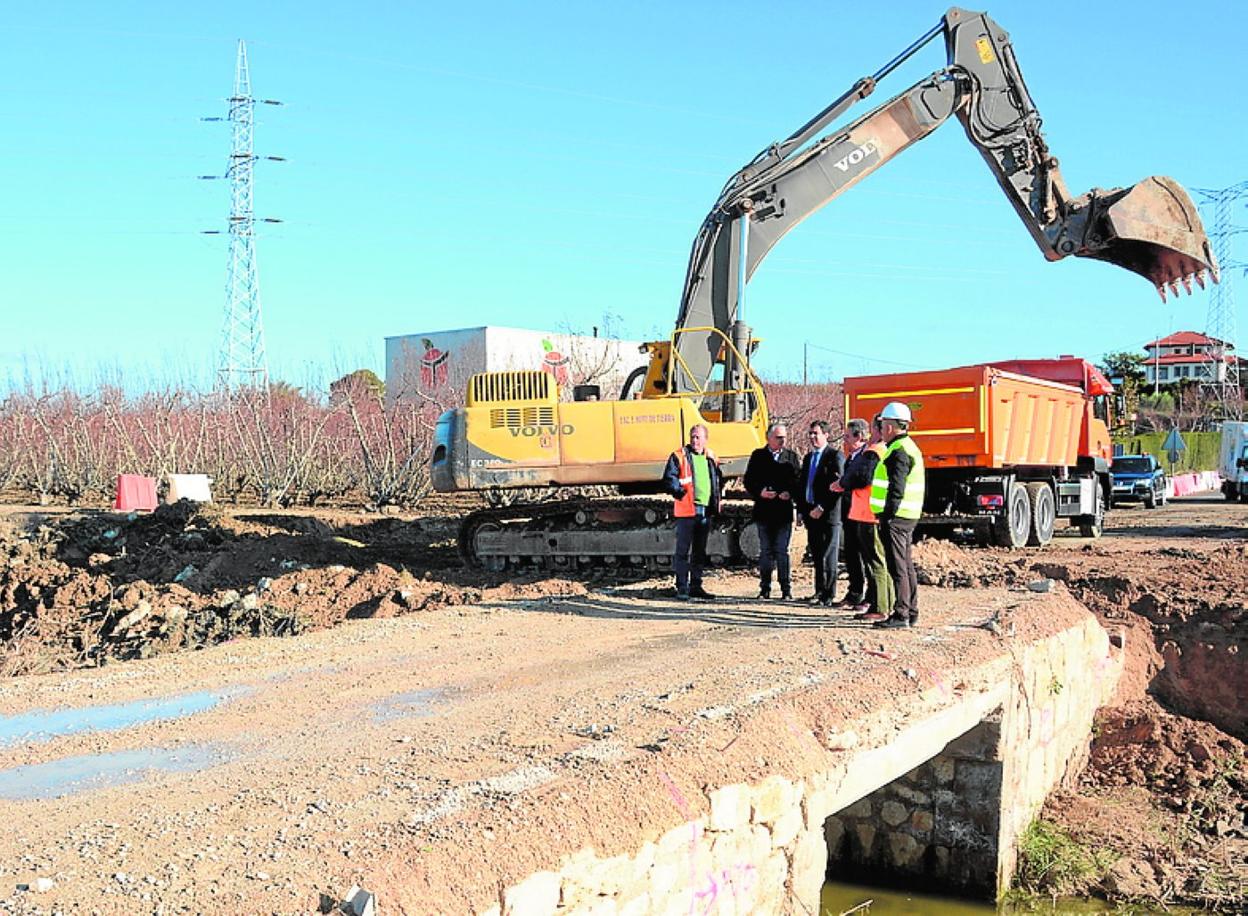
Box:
[203,40,283,391]
[1194,181,1247,419]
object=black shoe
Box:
[780,591,792,601]
[675,590,691,602]
[688,586,715,600]
[819,597,836,608]
[874,615,912,629]
[758,589,771,599]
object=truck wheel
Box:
[991,482,1032,548]
[1144,491,1156,509]
[1079,484,1106,538]
[1025,482,1056,547]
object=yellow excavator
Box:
[432,6,1217,571]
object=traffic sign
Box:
[1162,428,1187,453]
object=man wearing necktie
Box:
[796,420,844,606]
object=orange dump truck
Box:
[843,358,1114,547]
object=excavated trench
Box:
[910,531,1246,909]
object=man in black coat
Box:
[795,420,843,606]
[743,423,801,599]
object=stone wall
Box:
[481,611,1121,914]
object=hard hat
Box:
[879,401,912,422]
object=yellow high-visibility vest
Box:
[870,435,925,519]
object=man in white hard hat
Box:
[869,401,925,628]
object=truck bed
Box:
[843,364,1087,470]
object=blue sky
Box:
[3,0,1245,392]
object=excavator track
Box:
[457,496,760,573]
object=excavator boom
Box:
[672,7,1217,397]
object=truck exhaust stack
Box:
[1076,176,1218,302]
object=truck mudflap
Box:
[1078,176,1219,301]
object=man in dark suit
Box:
[743,423,801,599]
[795,420,843,606]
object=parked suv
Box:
[1111,454,1168,508]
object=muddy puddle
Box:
[0,688,248,747]
[0,743,228,800]
[372,688,441,722]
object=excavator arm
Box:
[671,7,1218,406]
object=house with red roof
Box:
[1142,331,1239,386]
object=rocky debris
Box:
[0,504,514,676]
[1042,697,1247,910]
[1099,858,1162,900]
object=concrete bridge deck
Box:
[0,576,1121,914]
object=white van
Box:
[1220,421,1248,502]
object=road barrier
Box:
[1167,471,1221,498]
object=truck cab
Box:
[1110,454,1168,509]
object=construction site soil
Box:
[0,493,1243,912]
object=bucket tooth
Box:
[1194,270,1207,290]
[1181,274,1193,295]
[1168,279,1181,299]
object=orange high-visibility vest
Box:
[848,443,887,524]
[672,449,697,517]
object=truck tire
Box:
[991,481,1032,548]
[1025,482,1056,547]
[1144,490,1156,509]
[1079,483,1106,538]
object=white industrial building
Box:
[385,326,648,401]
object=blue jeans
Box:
[674,507,711,593]
[756,520,793,594]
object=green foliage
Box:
[330,369,385,400]
[1100,351,1147,382]
[1014,819,1115,896]
[1113,430,1221,473]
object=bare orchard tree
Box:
[556,312,641,397]
[100,387,199,482]
[763,381,845,445]
[340,376,444,509]
[227,386,341,507]
[26,392,115,504]
[0,397,25,497]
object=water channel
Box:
[821,880,1202,914]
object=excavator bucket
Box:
[1080,176,1218,301]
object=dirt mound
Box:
[912,539,1022,587]
[0,506,494,677]
[1087,700,1244,801]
